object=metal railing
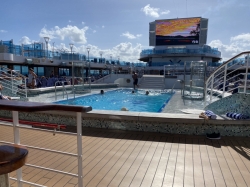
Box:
[205,51,250,104]
[92,74,111,84]
[55,81,69,101]
[54,77,92,101]
[0,100,92,187]
[0,66,28,98]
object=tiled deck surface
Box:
[0,125,249,187]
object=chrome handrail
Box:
[205,51,250,104]
[0,66,27,98]
[54,81,69,101]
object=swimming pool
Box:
[56,89,174,112]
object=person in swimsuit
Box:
[27,68,37,89]
[132,71,139,90]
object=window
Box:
[22,66,28,76]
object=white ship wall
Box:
[97,74,191,89]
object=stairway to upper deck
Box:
[205,51,250,104]
[0,66,27,100]
[139,75,165,89]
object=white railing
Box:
[0,66,27,98]
[92,74,111,84]
[205,51,250,104]
[0,101,92,187]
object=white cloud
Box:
[68,20,71,23]
[161,10,170,15]
[141,4,170,18]
[39,25,89,44]
[82,22,85,25]
[209,33,250,61]
[71,42,142,62]
[102,25,105,28]
[19,36,36,44]
[141,4,160,18]
[0,30,7,33]
[121,32,142,39]
[93,30,96,33]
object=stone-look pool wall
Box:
[205,93,250,116]
[0,109,249,137]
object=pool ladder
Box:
[55,81,69,101]
[171,79,184,93]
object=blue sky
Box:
[1,0,250,62]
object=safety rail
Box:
[54,77,92,101]
[0,66,28,98]
[0,100,92,187]
[92,74,111,84]
[55,81,69,101]
[205,51,250,104]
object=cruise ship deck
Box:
[1,125,249,187]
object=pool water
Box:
[56,89,174,112]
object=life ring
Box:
[126,79,131,83]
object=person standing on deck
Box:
[27,68,37,89]
[132,71,139,90]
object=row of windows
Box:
[1,65,111,77]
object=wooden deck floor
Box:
[0,125,249,187]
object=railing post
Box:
[244,54,249,93]
[210,75,214,103]
[55,85,57,101]
[12,111,23,187]
[76,112,83,187]
[25,78,27,98]
[222,65,227,98]
[11,70,13,94]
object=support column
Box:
[0,174,9,187]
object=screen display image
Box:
[155,17,201,45]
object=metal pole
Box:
[88,51,90,77]
[12,111,23,187]
[244,54,249,93]
[70,44,75,98]
[210,75,214,103]
[222,65,227,98]
[53,42,55,58]
[76,112,83,187]
[11,70,13,93]
[55,84,57,101]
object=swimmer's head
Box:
[121,107,129,111]
[146,91,149,95]
[100,90,104,94]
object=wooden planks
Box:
[0,125,249,187]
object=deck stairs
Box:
[139,75,165,89]
[205,51,250,104]
[0,66,27,99]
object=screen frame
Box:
[155,17,201,46]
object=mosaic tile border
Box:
[0,110,249,137]
[205,93,250,116]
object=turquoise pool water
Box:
[56,89,174,112]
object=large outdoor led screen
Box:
[155,17,201,45]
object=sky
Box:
[0,0,250,62]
